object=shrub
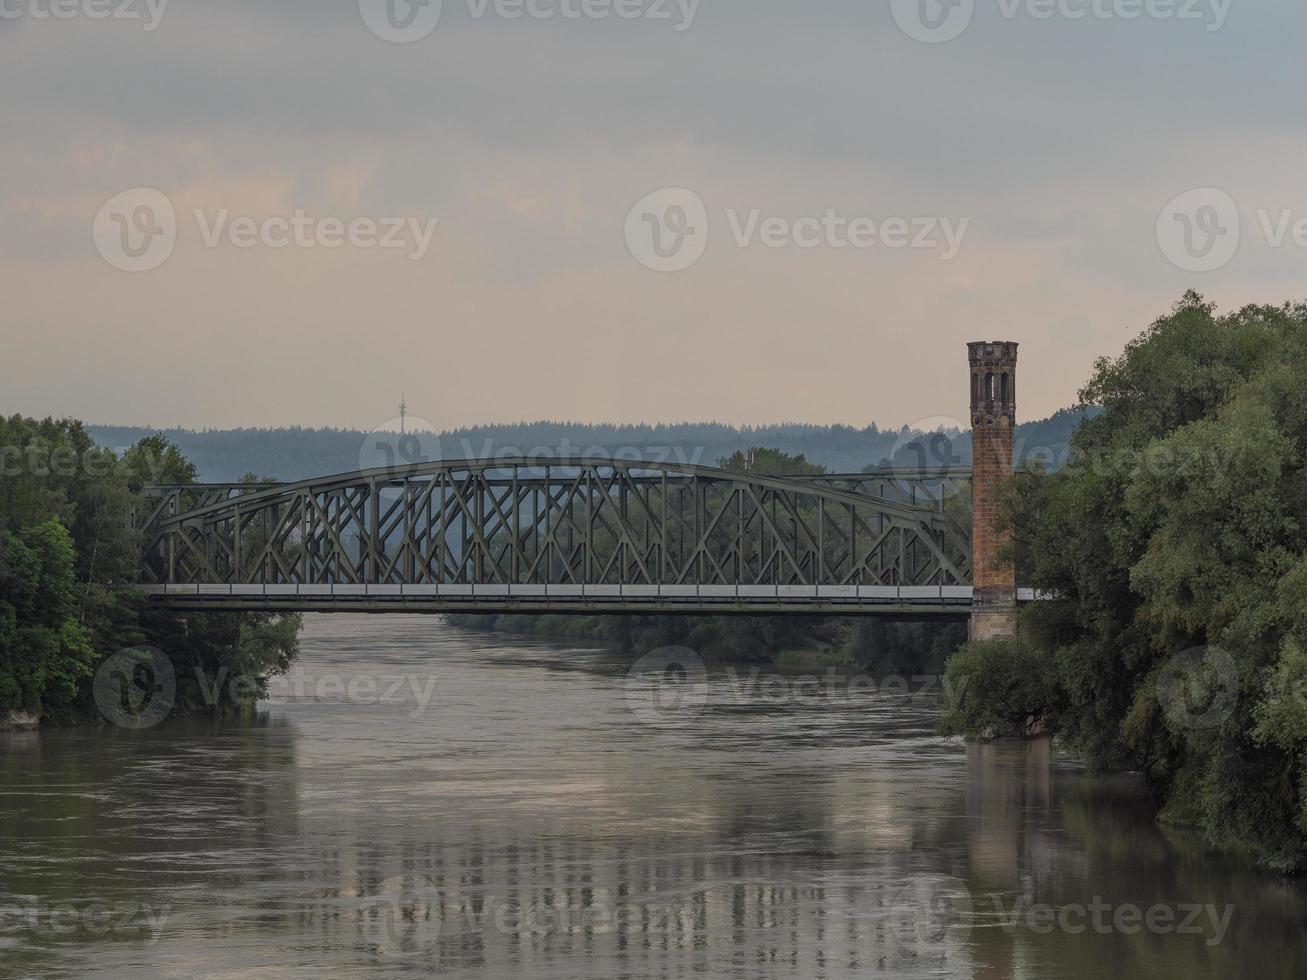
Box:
[938,636,1056,739]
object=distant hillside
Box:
[87,410,1095,484]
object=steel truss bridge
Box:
[137,457,1031,616]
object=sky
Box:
[3,0,1304,434]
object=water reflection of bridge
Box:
[10,699,1279,978]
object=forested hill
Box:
[87,409,1092,483]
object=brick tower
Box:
[968,341,1018,640]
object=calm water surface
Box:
[2,616,1305,978]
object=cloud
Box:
[2,0,1305,429]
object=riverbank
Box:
[0,418,303,733]
[1,710,39,732]
[940,295,1307,873]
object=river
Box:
[2,615,1305,978]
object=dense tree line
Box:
[0,416,300,729]
[86,413,1091,484]
[942,294,1307,871]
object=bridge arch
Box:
[139,456,973,613]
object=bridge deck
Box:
[140,584,1047,617]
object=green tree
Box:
[942,293,1307,870]
[0,417,301,727]
[0,519,95,715]
[718,447,826,477]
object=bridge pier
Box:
[968,341,1019,641]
